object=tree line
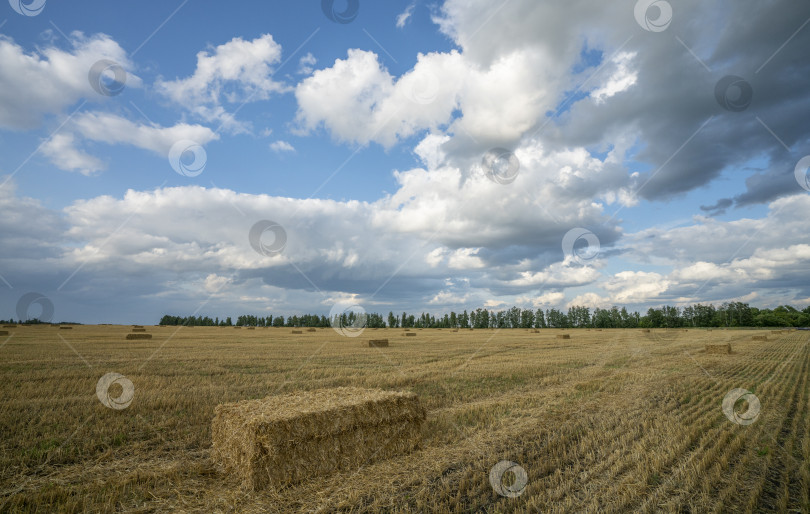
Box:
[158,302,810,328]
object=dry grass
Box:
[0,326,807,513]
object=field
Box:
[1,326,808,513]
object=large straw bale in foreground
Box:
[706,343,731,354]
[212,387,425,490]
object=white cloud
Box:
[396,3,416,28]
[156,34,288,132]
[298,52,317,75]
[447,248,484,269]
[294,49,465,147]
[566,292,611,310]
[0,32,139,130]
[42,112,219,173]
[269,140,295,153]
[41,133,104,176]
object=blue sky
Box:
[2,0,810,323]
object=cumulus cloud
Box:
[0,32,139,130]
[42,112,218,173]
[298,52,317,75]
[156,34,288,132]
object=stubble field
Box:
[0,325,808,513]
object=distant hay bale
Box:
[0,331,7,336]
[307,328,316,332]
[126,333,152,340]
[752,335,768,341]
[404,333,417,337]
[557,334,570,339]
[452,329,459,332]
[368,339,389,347]
[595,329,602,331]
[133,325,144,328]
[642,329,651,333]
[211,387,425,490]
[531,329,539,333]
[131,328,147,332]
[2,324,16,328]
[59,326,73,330]
[291,330,303,334]
[706,343,731,354]
[247,327,255,330]
[234,326,242,329]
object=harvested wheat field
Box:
[1,325,808,512]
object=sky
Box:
[1,0,810,324]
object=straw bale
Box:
[291,330,303,334]
[307,328,317,332]
[368,339,389,347]
[705,343,731,354]
[405,333,416,337]
[126,333,152,340]
[752,335,767,341]
[211,387,425,490]
[59,326,73,330]
[0,331,7,336]
[556,334,570,339]
[132,328,146,332]
[2,324,16,328]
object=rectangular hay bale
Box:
[59,326,73,330]
[557,334,570,339]
[126,333,152,340]
[2,324,16,328]
[752,335,767,341]
[211,387,425,490]
[368,339,389,347]
[0,331,7,336]
[131,328,147,332]
[291,330,303,334]
[404,333,416,337]
[307,328,317,332]
[705,343,731,354]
